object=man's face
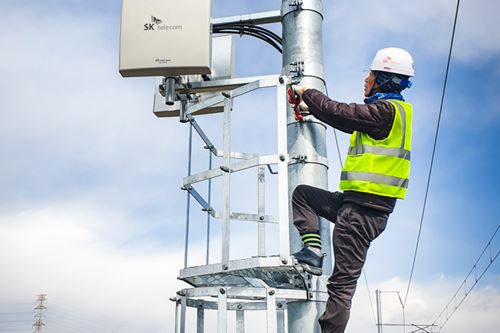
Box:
[364,71,376,97]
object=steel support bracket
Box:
[185,185,217,217]
[304,272,314,300]
[183,155,279,186]
[291,259,315,300]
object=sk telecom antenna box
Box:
[119,0,212,77]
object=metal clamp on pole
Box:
[288,0,303,9]
[290,154,329,168]
[282,0,323,19]
[287,60,325,83]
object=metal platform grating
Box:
[179,256,307,290]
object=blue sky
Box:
[0,1,499,332]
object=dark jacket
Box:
[302,89,398,213]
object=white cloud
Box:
[325,0,500,64]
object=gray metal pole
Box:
[281,1,332,332]
[376,290,383,333]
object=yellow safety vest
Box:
[339,100,412,199]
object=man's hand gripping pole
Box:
[287,84,310,121]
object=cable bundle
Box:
[212,23,283,53]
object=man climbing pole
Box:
[288,47,414,333]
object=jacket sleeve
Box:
[302,89,396,140]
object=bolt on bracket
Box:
[289,59,305,78]
[289,0,304,9]
[292,155,308,163]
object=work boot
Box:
[292,245,325,276]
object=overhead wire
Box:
[332,129,343,166]
[362,268,378,325]
[403,0,461,307]
[432,224,500,331]
[47,305,118,332]
[324,85,344,169]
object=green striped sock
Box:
[301,233,322,250]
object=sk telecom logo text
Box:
[144,16,182,31]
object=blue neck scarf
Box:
[364,93,405,104]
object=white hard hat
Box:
[370,47,414,77]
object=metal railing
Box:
[170,74,319,333]
[180,75,291,270]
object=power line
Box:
[363,269,377,324]
[332,129,343,166]
[403,0,461,307]
[324,83,344,168]
[46,305,118,333]
[432,224,500,332]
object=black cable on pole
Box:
[213,28,283,53]
[214,23,283,44]
[213,23,282,44]
[213,23,283,53]
[214,27,281,49]
[213,29,281,52]
[403,0,461,307]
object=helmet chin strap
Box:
[391,76,413,89]
[373,72,413,94]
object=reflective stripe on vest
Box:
[340,100,412,199]
[341,171,409,189]
[348,145,411,160]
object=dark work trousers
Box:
[292,185,389,333]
